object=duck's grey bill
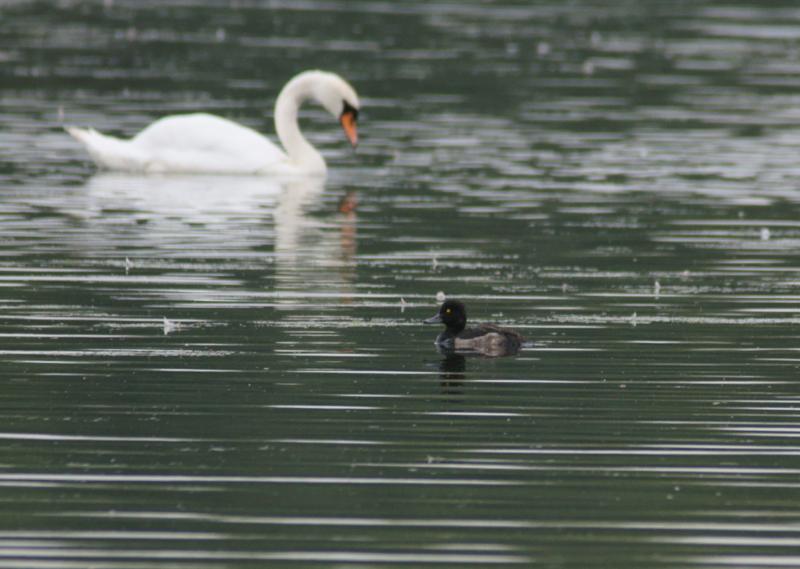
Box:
[424,314,443,324]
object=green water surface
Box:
[2,1,800,567]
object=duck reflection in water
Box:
[437,351,466,396]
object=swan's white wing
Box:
[131,113,288,174]
[68,113,292,174]
[66,126,151,172]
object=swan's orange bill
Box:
[340,110,358,147]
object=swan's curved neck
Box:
[274,74,327,173]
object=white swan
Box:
[65,70,359,175]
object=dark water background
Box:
[3,0,800,566]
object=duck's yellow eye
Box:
[445,308,451,314]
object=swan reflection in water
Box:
[81,173,358,303]
[83,171,319,223]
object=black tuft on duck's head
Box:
[424,299,467,334]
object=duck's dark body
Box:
[425,300,525,357]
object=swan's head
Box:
[309,71,360,148]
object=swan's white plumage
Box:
[66,70,359,176]
[66,126,150,172]
[68,114,286,174]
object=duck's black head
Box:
[424,299,467,334]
